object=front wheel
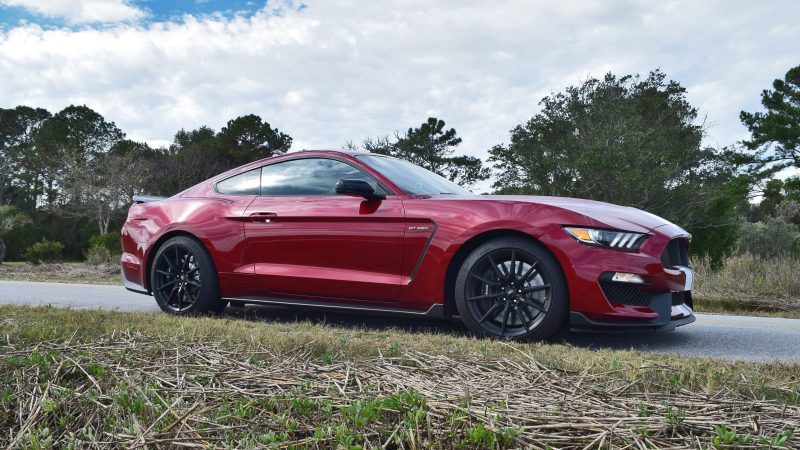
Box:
[455,237,567,340]
[151,236,225,315]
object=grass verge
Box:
[693,255,800,317]
[0,262,120,285]
[1,305,798,448]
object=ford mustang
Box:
[121,150,695,340]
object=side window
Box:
[260,158,383,196]
[216,168,261,195]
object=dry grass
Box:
[1,305,799,448]
[0,262,120,285]
[693,255,800,316]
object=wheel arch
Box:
[443,229,569,317]
[144,230,216,292]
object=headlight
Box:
[563,227,647,250]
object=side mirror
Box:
[335,179,385,201]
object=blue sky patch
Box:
[0,0,273,28]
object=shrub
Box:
[776,200,800,225]
[88,232,121,253]
[736,218,800,259]
[692,254,800,306]
[85,246,114,265]
[24,238,65,264]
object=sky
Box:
[0,0,798,170]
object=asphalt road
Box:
[1,280,798,363]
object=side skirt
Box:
[222,296,446,320]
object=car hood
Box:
[482,195,684,234]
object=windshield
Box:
[357,155,473,196]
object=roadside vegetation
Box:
[1,305,799,448]
[0,261,120,285]
[693,255,800,317]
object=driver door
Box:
[241,157,405,303]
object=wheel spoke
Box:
[467,292,503,302]
[166,285,179,305]
[478,303,501,323]
[522,284,550,294]
[519,262,539,285]
[469,273,499,286]
[486,254,506,279]
[156,269,171,277]
[187,285,199,302]
[500,303,511,336]
[156,280,177,291]
[186,280,201,288]
[509,250,516,280]
[518,306,534,331]
[163,254,175,272]
[523,298,546,313]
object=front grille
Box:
[600,281,652,306]
[661,238,689,268]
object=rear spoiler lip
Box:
[132,195,167,204]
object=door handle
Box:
[249,212,278,223]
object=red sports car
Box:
[121,150,695,340]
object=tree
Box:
[0,106,52,209]
[216,114,292,166]
[36,105,127,233]
[784,176,800,202]
[63,141,157,234]
[167,126,222,192]
[741,64,800,170]
[489,70,751,263]
[0,205,31,263]
[33,105,124,209]
[757,179,785,219]
[166,115,292,192]
[352,117,490,189]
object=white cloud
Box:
[0,0,798,170]
[0,0,145,24]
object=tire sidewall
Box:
[455,237,568,340]
[150,236,222,315]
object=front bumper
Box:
[570,291,696,332]
[544,224,695,331]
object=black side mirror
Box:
[335,179,385,201]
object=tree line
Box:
[1,65,798,264]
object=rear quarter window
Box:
[216,168,261,195]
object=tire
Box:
[454,237,567,340]
[150,236,226,315]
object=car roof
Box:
[243,149,381,168]
[298,149,372,156]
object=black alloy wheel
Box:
[151,236,225,314]
[455,237,567,340]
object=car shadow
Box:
[221,304,693,353]
[222,303,473,336]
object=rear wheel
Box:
[151,236,226,315]
[455,237,567,340]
